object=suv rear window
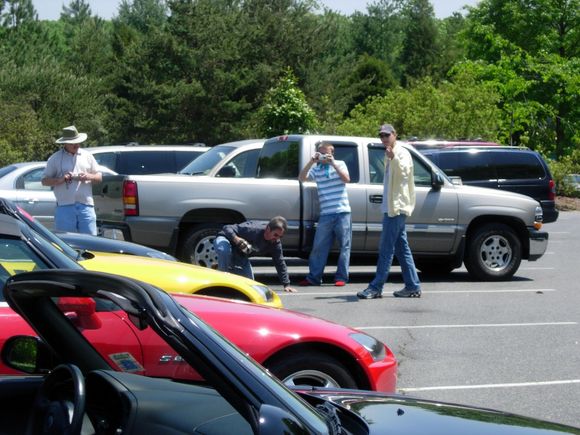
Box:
[492,152,545,180]
[92,149,205,175]
[425,150,546,182]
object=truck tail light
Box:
[548,179,555,201]
[123,180,139,216]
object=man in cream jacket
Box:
[357,124,422,299]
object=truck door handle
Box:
[369,195,383,203]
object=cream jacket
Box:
[384,142,416,217]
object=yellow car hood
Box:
[78,252,282,308]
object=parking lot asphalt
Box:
[253,211,580,427]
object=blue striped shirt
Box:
[308,160,351,215]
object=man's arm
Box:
[271,243,296,292]
[298,155,317,182]
[332,160,350,183]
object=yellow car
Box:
[79,251,281,307]
[2,208,282,308]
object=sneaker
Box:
[334,280,346,287]
[356,287,382,299]
[298,279,313,286]
[393,288,421,298]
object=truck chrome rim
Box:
[480,234,512,270]
[193,236,218,268]
[281,370,340,388]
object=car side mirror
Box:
[1,335,56,374]
[217,166,236,177]
[258,404,308,434]
[57,297,102,330]
[431,171,444,191]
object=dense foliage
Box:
[0,0,578,173]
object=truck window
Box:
[333,145,359,183]
[412,156,432,187]
[368,145,432,186]
[258,141,299,179]
[235,149,261,177]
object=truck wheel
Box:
[266,352,358,389]
[181,224,222,267]
[464,223,522,281]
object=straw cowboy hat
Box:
[55,125,88,144]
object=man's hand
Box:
[237,238,253,255]
[284,286,297,293]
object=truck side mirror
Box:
[431,172,444,191]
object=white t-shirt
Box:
[43,148,100,206]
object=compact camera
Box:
[316,152,331,163]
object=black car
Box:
[0,197,177,261]
[2,269,579,434]
[420,146,559,223]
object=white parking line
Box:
[356,321,577,330]
[399,379,580,393]
[279,289,557,296]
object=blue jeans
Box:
[55,203,97,235]
[369,214,420,293]
[214,236,254,279]
[306,212,352,284]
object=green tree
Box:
[0,100,51,165]
[1,0,36,27]
[399,0,439,85]
[337,72,501,141]
[255,69,318,137]
[462,0,580,157]
[350,0,405,81]
[60,0,92,24]
[118,0,168,32]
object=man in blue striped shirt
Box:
[298,142,352,287]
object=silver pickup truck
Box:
[94,134,548,281]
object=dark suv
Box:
[420,146,558,223]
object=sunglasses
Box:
[379,133,391,138]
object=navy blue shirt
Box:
[218,221,290,286]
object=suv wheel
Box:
[465,223,522,281]
[180,224,222,267]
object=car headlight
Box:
[251,284,275,302]
[349,333,386,362]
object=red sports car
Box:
[0,213,397,392]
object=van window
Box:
[175,150,204,171]
[492,152,545,180]
[118,151,175,175]
[92,152,117,172]
[431,151,496,182]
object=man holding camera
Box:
[214,216,297,292]
[42,125,102,235]
[298,141,351,287]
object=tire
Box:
[464,223,522,281]
[266,352,358,389]
[180,224,223,267]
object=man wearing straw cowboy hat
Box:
[42,125,102,235]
